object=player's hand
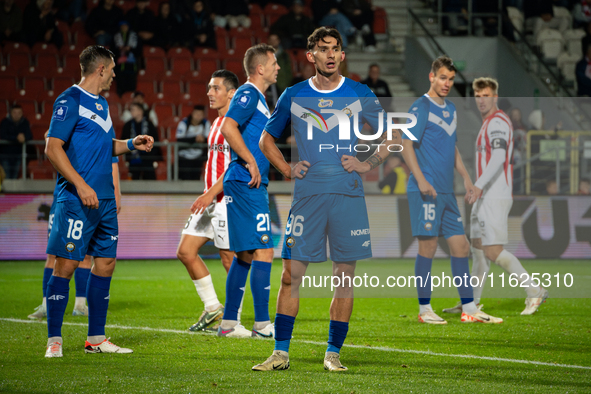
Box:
[115,192,121,214]
[341,155,370,174]
[418,179,437,198]
[290,160,310,179]
[191,193,214,214]
[246,162,261,188]
[133,135,154,152]
[77,183,99,209]
[466,185,482,204]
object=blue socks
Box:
[415,254,433,305]
[47,276,70,338]
[42,268,53,298]
[327,320,349,354]
[87,273,112,337]
[223,257,250,321]
[451,256,474,304]
[274,313,295,353]
[74,268,91,297]
[250,260,271,323]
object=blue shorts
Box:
[224,180,274,252]
[48,200,56,238]
[46,199,118,261]
[281,194,372,263]
[408,192,465,238]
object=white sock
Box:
[220,319,238,330]
[47,336,62,346]
[462,301,478,314]
[237,293,244,324]
[87,335,106,344]
[42,297,47,307]
[419,304,433,314]
[494,250,539,297]
[74,297,86,310]
[193,275,221,312]
[471,246,490,305]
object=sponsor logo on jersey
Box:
[224,196,233,204]
[424,222,433,231]
[219,220,226,228]
[95,102,103,111]
[90,114,97,120]
[65,242,76,252]
[209,143,229,152]
[53,106,68,121]
[351,228,370,236]
[237,94,251,108]
[260,234,270,244]
[477,144,485,152]
[111,235,118,241]
[48,294,65,300]
[286,237,295,248]
[362,240,371,247]
[318,98,333,108]
[442,110,450,118]
[457,217,462,222]
[59,100,67,104]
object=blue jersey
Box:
[48,85,117,202]
[265,77,386,200]
[224,82,271,186]
[402,94,457,194]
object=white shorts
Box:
[470,198,513,246]
[181,200,229,249]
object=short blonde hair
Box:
[472,77,499,94]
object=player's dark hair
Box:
[369,63,380,69]
[211,69,239,91]
[307,27,343,51]
[193,105,205,111]
[473,77,499,94]
[10,104,22,111]
[431,56,457,75]
[79,45,114,76]
[243,44,275,77]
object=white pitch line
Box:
[2,318,590,371]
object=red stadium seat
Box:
[249,13,264,31]
[15,99,38,117]
[61,53,81,78]
[215,27,229,51]
[28,159,56,180]
[51,76,75,95]
[35,53,60,77]
[30,123,47,140]
[186,82,208,103]
[194,48,219,60]
[159,80,184,101]
[223,58,245,80]
[31,43,58,56]
[373,7,388,35]
[2,41,30,55]
[166,46,192,59]
[0,76,19,100]
[152,102,176,123]
[143,46,166,58]
[232,36,254,55]
[196,58,219,77]
[117,157,129,180]
[135,80,158,103]
[5,52,31,74]
[55,21,71,46]
[22,77,47,99]
[350,72,361,82]
[143,56,167,74]
[0,99,9,117]
[169,57,193,76]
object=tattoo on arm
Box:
[365,153,385,170]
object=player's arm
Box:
[401,139,437,198]
[112,136,154,156]
[220,117,260,188]
[260,131,310,179]
[190,170,226,214]
[341,131,400,174]
[112,162,121,214]
[454,146,477,203]
[472,121,509,200]
[46,136,99,209]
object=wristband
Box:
[127,138,136,151]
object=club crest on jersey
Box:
[260,234,270,244]
[53,106,68,121]
[95,102,103,111]
[237,94,251,108]
[286,237,295,248]
[318,99,333,108]
[424,222,433,231]
[219,220,226,228]
[442,111,450,118]
[65,242,76,252]
[343,107,353,118]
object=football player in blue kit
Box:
[215,44,280,339]
[44,46,154,358]
[253,27,400,372]
[401,56,502,325]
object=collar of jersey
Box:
[74,85,99,99]
[423,93,447,109]
[307,76,345,93]
[244,81,264,97]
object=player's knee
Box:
[281,269,293,287]
[471,238,482,249]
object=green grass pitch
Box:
[1,259,590,393]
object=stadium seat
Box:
[178,102,199,119]
[169,57,193,77]
[16,99,38,117]
[31,43,58,56]
[61,53,81,78]
[0,99,8,117]
[117,157,129,180]
[248,3,263,16]
[0,76,18,100]
[264,3,288,27]
[557,52,580,82]
[232,36,254,55]
[350,72,361,82]
[249,13,264,31]
[373,7,388,35]
[143,56,167,74]
[136,80,158,103]
[186,82,208,103]
[51,76,75,95]
[152,102,176,123]
[55,21,71,46]
[30,123,47,140]
[194,47,219,60]
[143,46,166,58]
[536,29,563,59]
[2,41,30,55]
[22,77,47,100]
[5,52,31,74]
[35,53,61,77]
[506,6,524,33]
[223,58,245,80]
[28,159,56,180]
[166,46,192,59]
[159,80,184,101]
[196,58,219,77]
[563,29,586,56]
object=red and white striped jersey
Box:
[475,109,513,199]
[204,117,230,203]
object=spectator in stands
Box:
[85,0,124,46]
[311,0,355,48]
[361,63,392,97]
[23,0,63,48]
[524,0,569,38]
[190,0,216,49]
[546,179,559,195]
[0,105,32,179]
[175,105,209,180]
[576,43,591,96]
[0,0,23,44]
[154,1,181,49]
[113,21,140,96]
[343,0,376,51]
[573,1,591,27]
[267,34,293,94]
[582,22,591,57]
[211,0,250,29]
[121,91,159,125]
[378,155,408,195]
[442,0,468,36]
[121,103,161,180]
[291,62,315,85]
[579,178,591,194]
[126,0,156,46]
[269,0,316,49]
